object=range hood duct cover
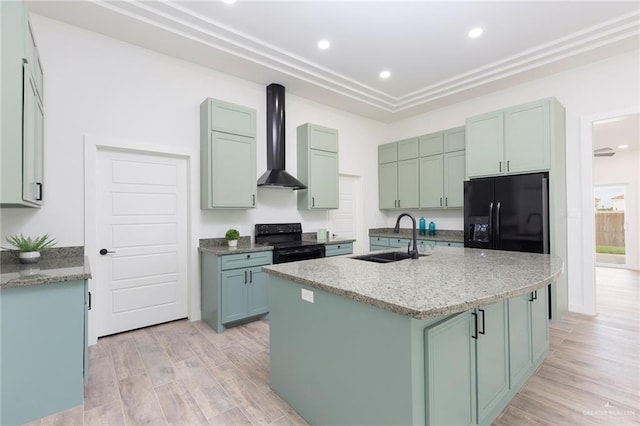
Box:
[257,83,307,190]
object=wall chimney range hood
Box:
[257,84,307,190]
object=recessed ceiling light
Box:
[468,27,483,38]
[379,70,391,79]
[618,144,629,149]
[317,40,330,50]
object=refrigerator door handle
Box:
[542,177,550,254]
[488,202,494,241]
[496,202,501,243]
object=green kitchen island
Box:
[262,246,563,426]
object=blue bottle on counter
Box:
[428,221,436,236]
[419,217,426,236]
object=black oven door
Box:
[274,246,326,264]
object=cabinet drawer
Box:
[220,251,272,270]
[389,238,411,248]
[325,243,353,257]
[418,239,436,247]
[209,99,256,137]
[436,241,464,248]
[369,236,389,246]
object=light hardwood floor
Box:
[29,267,639,425]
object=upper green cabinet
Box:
[297,123,339,210]
[419,127,465,209]
[200,98,257,209]
[466,98,560,179]
[378,138,419,209]
[1,2,45,207]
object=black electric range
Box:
[255,223,325,264]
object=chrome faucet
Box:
[394,213,419,259]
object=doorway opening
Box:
[594,185,626,266]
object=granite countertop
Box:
[199,236,274,255]
[263,246,562,320]
[302,236,356,245]
[1,256,92,289]
[369,228,464,243]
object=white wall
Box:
[593,149,640,270]
[382,50,640,314]
[1,15,386,244]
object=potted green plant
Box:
[5,233,57,264]
[225,228,240,247]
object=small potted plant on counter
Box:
[225,228,240,247]
[5,233,57,264]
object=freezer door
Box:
[494,173,548,253]
[464,178,495,249]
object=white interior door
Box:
[97,149,188,336]
[329,175,364,252]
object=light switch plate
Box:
[301,288,314,303]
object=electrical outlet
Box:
[301,288,314,303]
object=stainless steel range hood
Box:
[257,84,307,190]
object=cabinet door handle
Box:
[249,270,253,283]
[478,309,486,335]
[499,161,502,173]
[471,312,478,339]
[244,271,247,284]
[88,291,92,310]
[394,200,397,208]
[398,199,401,208]
[36,182,43,201]
[440,197,442,207]
[507,160,510,172]
[529,291,538,302]
[252,194,255,206]
[445,197,448,207]
[312,197,315,207]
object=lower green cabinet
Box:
[324,242,353,257]
[370,236,462,251]
[1,280,88,425]
[425,296,548,425]
[475,301,510,424]
[425,311,477,425]
[202,250,272,333]
[508,288,549,390]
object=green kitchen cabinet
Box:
[324,242,353,257]
[200,98,257,209]
[379,162,398,209]
[201,250,272,333]
[466,98,560,179]
[388,237,411,248]
[443,150,465,207]
[297,123,339,210]
[1,1,45,207]
[466,111,504,178]
[378,139,419,209]
[425,311,477,425]
[425,301,509,425]
[475,301,510,424]
[419,127,465,209]
[508,289,549,390]
[436,240,464,248]
[504,100,551,175]
[1,280,88,425]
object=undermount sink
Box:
[351,251,414,263]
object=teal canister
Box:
[419,217,426,236]
[428,221,436,236]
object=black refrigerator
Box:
[464,172,549,254]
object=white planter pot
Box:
[19,251,41,264]
[228,240,238,247]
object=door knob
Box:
[99,248,116,255]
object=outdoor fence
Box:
[595,211,625,247]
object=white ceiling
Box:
[593,113,640,155]
[26,0,640,122]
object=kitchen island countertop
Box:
[263,246,562,320]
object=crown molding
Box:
[88,1,640,115]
